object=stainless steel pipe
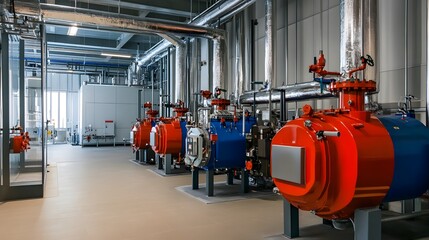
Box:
[239,82,334,104]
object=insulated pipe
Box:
[12,3,224,39]
[159,34,186,103]
[213,38,225,93]
[427,0,429,127]
[265,0,274,123]
[234,13,245,102]
[137,0,252,66]
[265,0,274,89]
[239,82,334,104]
[362,0,377,82]
[340,0,377,81]
[340,0,362,76]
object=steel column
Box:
[19,39,25,170]
[2,31,10,187]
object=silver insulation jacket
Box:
[362,0,377,82]
[138,0,248,66]
[239,82,334,104]
[14,3,224,38]
[265,0,274,89]
[159,34,187,102]
[340,0,362,75]
[234,14,245,101]
[427,0,429,127]
[213,38,225,93]
[340,0,377,82]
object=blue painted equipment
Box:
[185,115,256,170]
[379,115,429,202]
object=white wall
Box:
[79,85,159,145]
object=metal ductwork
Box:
[159,34,186,103]
[340,0,377,81]
[11,2,224,39]
[137,0,255,66]
[239,82,333,104]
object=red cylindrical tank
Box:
[272,79,395,219]
[132,120,152,151]
[272,107,394,219]
[151,119,183,156]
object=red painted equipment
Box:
[143,102,159,119]
[132,120,152,151]
[151,119,184,156]
[211,98,230,110]
[11,132,30,153]
[308,51,341,77]
[272,53,395,219]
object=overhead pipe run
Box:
[239,82,333,104]
[137,0,255,66]
[11,3,224,39]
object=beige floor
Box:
[0,144,428,240]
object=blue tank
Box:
[203,116,256,170]
[378,115,429,202]
[180,120,188,156]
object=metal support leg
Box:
[414,198,422,212]
[283,199,299,238]
[323,219,333,227]
[354,207,381,240]
[401,199,414,214]
[164,154,172,174]
[192,167,199,190]
[206,169,214,196]
[227,169,234,185]
[156,154,162,170]
[240,169,249,193]
[135,150,140,161]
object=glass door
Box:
[0,29,46,201]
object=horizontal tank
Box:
[186,116,255,170]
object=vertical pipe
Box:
[265,0,274,123]
[284,0,288,120]
[138,89,142,119]
[171,42,186,104]
[265,0,274,89]
[340,0,363,76]
[212,38,225,93]
[167,47,171,117]
[186,39,191,107]
[404,0,409,97]
[151,69,154,105]
[427,0,429,127]
[235,13,245,103]
[2,31,10,187]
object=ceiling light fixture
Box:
[67,26,78,36]
[100,53,132,58]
